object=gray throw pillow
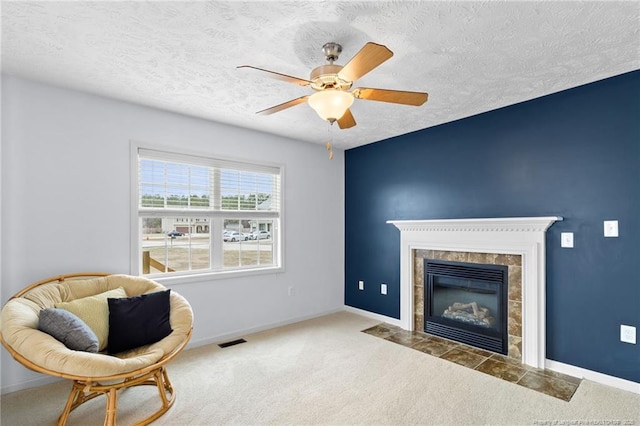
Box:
[38,308,99,352]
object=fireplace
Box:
[387,217,562,368]
[424,259,508,354]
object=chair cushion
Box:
[55,287,127,351]
[38,308,99,352]
[107,289,172,354]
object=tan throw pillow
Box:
[55,287,127,351]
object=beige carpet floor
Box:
[1,311,639,425]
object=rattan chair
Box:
[0,272,193,425]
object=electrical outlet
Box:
[381,283,387,295]
[620,325,636,344]
[288,286,295,296]
[358,280,364,291]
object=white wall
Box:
[0,75,345,393]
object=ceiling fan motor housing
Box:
[310,64,352,91]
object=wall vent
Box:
[218,338,247,348]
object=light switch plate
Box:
[381,283,387,295]
[561,232,574,248]
[621,325,636,344]
[604,220,619,237]
[358,280,364,290]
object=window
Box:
[133,146,282,280]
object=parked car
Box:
[250,230,271,240]
[224,231,248,242]
[167,230,184,238]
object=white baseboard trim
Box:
[1,374,61,395]
[545,359,640,395]
[6,308,636,397]
[187,307,345,350]
[343,306,403,327]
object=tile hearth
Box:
[362,323,581,402]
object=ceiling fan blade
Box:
[237,65,311,86]
[256,95,310,115]
[337,42,393,83]
[353,87,428,106]
[337,108,356,129]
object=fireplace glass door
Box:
[425,260,508,354]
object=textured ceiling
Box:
[2,1,639,150]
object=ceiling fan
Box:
[237,42,429,129]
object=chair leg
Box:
[155,367,175,408]
[162,367,174,397]
[132,367,177,426]
[57,382,83,426]
[103,387,118,426]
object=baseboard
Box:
[187,307,345,350]
[343,306,403,327]
[6,309,636,397]
[545,359,640,395]
[1,374,61,395]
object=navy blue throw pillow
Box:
[107,289,172,354]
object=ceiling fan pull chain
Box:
[326,121,334,160]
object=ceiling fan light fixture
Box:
[308,89,354,122]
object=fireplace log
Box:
[443,302,495,328]
[451,302,480,316]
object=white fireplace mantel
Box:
[388,216,562,368]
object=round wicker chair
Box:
[0,273,193,425]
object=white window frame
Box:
[130,141,284,285]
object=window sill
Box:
[147,265,285,286]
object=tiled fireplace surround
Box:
[388,217,562,369]
[413,249,523,360]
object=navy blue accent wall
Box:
[345,70,640,383]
